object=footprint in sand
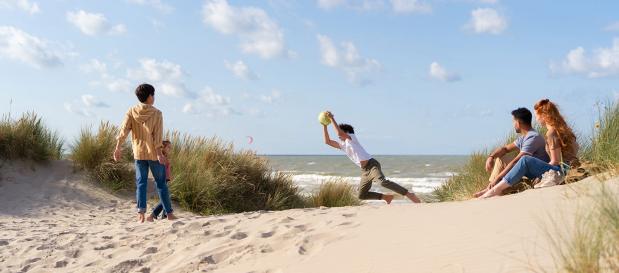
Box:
[65,249,81,258]
[230,232,248,240]
[214,230,232,238]
[0,239,9,246]
[342,213,356,218]
[260,231,276,238]
[109,259,143,273]
[94,243,116,251]
[142,247,158,256]
[55,260,68,268]
[171,221,185,229]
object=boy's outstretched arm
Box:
[326,111,351,140]
[323,125,340,149]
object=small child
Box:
[148,140,172,220]
[321,111,421,204]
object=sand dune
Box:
[0,160,616,273]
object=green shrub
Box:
[309,179,361,207]
[166,132,306,215]
[0,112,63,162]
[70,122,133,190]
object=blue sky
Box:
[0,0,618,155]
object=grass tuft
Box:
[309,179,361,207]
[70,122,133,191]
[166,132,306,215]
[0,112,63,162]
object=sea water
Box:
[263,155,467,195]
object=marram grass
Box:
[0,112,63,162]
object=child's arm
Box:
[327,111,351,141]
[323,124,341,149]
[113,111,132,162]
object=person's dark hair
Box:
[339,124,355,134]
[135,83,155,103]
[511,107,533,127]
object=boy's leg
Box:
[135,160,149,222]
[149,160,175,219]
[358,171,384,201]
[370,160,420,203]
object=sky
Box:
[0,0,618,155]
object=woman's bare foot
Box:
[166,213,178,220]
[383,194,394,204]
[406,192,421,203]
[146,215,154,222]
[137,213,145,223]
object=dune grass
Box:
[581,101,619,168]
[539,181,619,273]
[434,132,517,201]
[69,122,134,191]
[165,132,308,215]
[433,152,489,201]
[0,112,63,162]
[309,179,361,207]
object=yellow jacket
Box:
[117,104,163,161]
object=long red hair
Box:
[534,99,577,152]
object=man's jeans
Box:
[135,160,173,214]
[503,155,561,186]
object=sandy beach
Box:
[0,159,615,273]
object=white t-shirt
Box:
[338,134,372,168]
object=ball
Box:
[318,111,331,126]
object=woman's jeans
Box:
[135,160,173,214]
[503,155,561,186]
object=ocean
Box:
[263,155,468,195]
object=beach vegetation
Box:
[0,112,63,162]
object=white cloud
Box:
[127,0,172,12]
[259,90,281,104]
[317,0,429,13]
[224,60,258,80]
[465,8,507,34]
[182,87,236,118]
[478,0,498,3]
[318,0,384,11]
[317,34,381,85]
[605,21,619,32]
[391,0,431,14]
[81,94,109,108]
[202,0,292,59]
[429,62,461,82]
[128,58,195,98]
[317,0,344,9]
[0,26,65,68]
[66,10,127,36]
[550,38,619,78]
[81,59,132,92]
[64,102,93,117]
[0,0,40,15]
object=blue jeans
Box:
[135,160,173,214]
[151,180,169,219]
[503,155,561,186]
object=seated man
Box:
[474,108,549,198]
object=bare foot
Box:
[473,189,487,198]
[146,215,154,222]
[406,192,421,203]
[383,194,394,204]
[137,213,145,223]
[166,213,178,220]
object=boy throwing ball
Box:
[321,111,421,204]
